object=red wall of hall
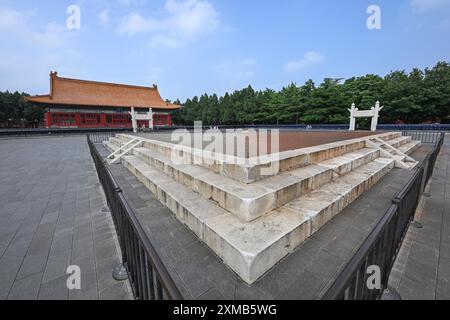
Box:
[45,111,172,128]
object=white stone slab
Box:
[114,131,402,183]
[119,153,395,284]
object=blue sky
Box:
[0,0,449,101]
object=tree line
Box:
[171,61,450,126]
[0,91,44,128]
[1,61,449,128]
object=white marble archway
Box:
[348,101,384,131]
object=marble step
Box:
[378,132,403,141]
[371,139,420,158]
[387,136,412,148]
[317,147,380,177]
[284,157,395,234]
[119,154,395,284]
[109,137,123,147]
[132,145,333,222]
[106,141,384,222]
[398,140,421,155]
[113,132,401,183]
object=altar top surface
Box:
[132,130,380,157]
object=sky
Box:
[0,0,449,101]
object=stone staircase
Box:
[367,136,420,169]
[104,132,420,284]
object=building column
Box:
[45,112,52,128]
[75,113,81,127]
[100,113,107,128]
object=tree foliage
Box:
[1,62,449,127]
[0,91,41,127]
[172,61,450,125]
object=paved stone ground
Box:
[97,142,432,299]
[0,136,132,300]
[388,134,450,300]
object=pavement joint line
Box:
[88,161,100,300]
[390,135,450,299]
[434,147,448,298]
[36,183,67,299]
[7,196,51,299]
[1,137,130,300]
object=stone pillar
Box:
[370,101,383,132]
[148,108,154,130]
[130,107,137,133]
[348,103,357,131]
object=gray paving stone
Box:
[72,237,95,262]
[7,272,43,300]
[49,232,73,256]
[0,250,27,299]
[97,138,433,299]
[38,276,69,300]
[16,251,49,281]
[95,242,118,262]
[43,250,72,283]
[40,211,60,225]
[197,288,226,300]
[69,284,99,300]
[0,137,129,300]
[389,136,450,300]
[99,281,130,300]
[96,256,120,292]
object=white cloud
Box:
[0,7,83,93]
[165,0,219,37]
[31,22,71,48]
[118,0,132,6]
[117,0,220,48]
[99,9,110,26]
[149,34,181,49]
[117,0,143,6]
[0,7,71,49]
[117,13,161,35]
[0,7,31,31]
[284,51,325,72]
[411,0,450,12]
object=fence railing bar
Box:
[86,135,183,300]
[322,131,445,300]
[87,130,445,301]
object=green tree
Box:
[169,61,450,126]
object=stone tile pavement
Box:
[0,136,132,300]
[388,134,450,300]
[97,142,432,300]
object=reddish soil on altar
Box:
[137,130,380,157]
[273,131,378,152]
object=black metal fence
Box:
[151,124,351,131]
[86,128,444,301]
[87,132,121,143]
[1,124,448,137]
[322,132,445,300]
[0,127,132,137]
[87,136,183,300]
[401,130,446,144]
[378,124,450,131]
[156,123,450,132]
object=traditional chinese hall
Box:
[26,72,180,128]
